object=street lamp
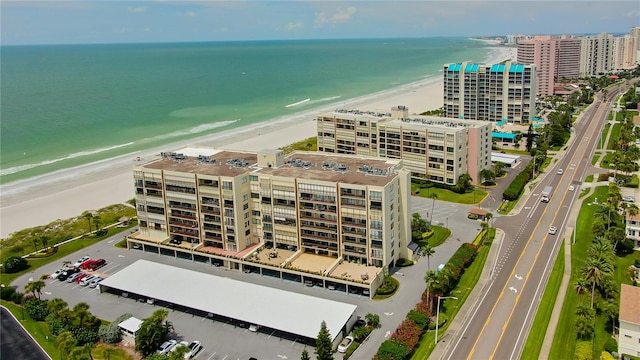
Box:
[435,295,458,344]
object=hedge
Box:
[503,163,533,201]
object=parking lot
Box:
[12,196,486,359]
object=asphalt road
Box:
[441,83,633,360]
[1,306,51,360]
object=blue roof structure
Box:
[464,64,479,73]
[447,63,462,72]
[492,132,517,140]
[509,64,525,73]
[490,64,505,72]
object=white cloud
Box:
[281,21,304,31]
[185,11,197,17]
[627,10,640,18]
[314,6,356,28]
[127,6,146,13]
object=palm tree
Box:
[24,280,45,300]
[57,331,76,360]
[424,270,437,310]
[480,168,495,185]
[574,277,589,303]
[485,212,494,229]
[429,193,438,225]
[581,257,613,308]
[82,211,94,233]
[421,246,435,270]
[364,313,380,328]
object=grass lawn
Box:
[416,226,451,249]
[410,229,495,359]
[1,226,131,286]
[600,152,615,169]
[411,186,487,205]
[1,300,60,360]
[591,152,601,166]
[549,186,609,360]
[499,149,531,156]
[585,174,594,183]
[92,344,135,360]
[279,137,317,154]
[607,123,621,150]
[599,123,611,150]
[521,242,565,360]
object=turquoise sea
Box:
[0,37,491,184]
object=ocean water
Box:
[0,38,491,184]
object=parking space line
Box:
[101,263,121,274]
[206,352,216,360]
[222,355,228,360]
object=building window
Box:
[222,181,233,190]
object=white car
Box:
[50,269,65,279]
[157,340,177,355]
[183,340,202,359]
[557,169,563,175]
[88,277,103,288]
[171,341,189,353]
[568,185,575,191]
[80,275,95,286]
[549,226,558,235]
[73,256,91,268]
[338,336,354,353]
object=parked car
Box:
[171,341,189,353]
[249,324,260,332]
[80,275,96,286]
[66,272,83,283]
[568,185,575,191]
[73,256,91,268]
[622,196,635,203]
[58,268,79,281]
[362,289,370,296]
[157,340,177,355]
[74,273,89,283]
[549,226,558,235]
[88,277,103,288]
[353,319,366,330]
[81,259,107,271]
[183,340,202,359]
[338,336,354,353]
[50,269,65,279]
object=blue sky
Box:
[2,1,639,45]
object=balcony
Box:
[170,211,197,220]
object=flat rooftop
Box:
[100,260,357,341]
[143,150,258,177]
[384,116,490,130]
[261,152,401,186]
[319,109,392,120]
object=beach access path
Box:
[0,47,514,238]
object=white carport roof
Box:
[100,260,356,341]
[491,152,520,165]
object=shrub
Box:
[374,340,410,360]
[24,298,49,321]
[574,341,592,360]
[72,327,100,345]
[343,340,361,359]
[0,286,16,301]
[634,259,640,268]
[627,174,639,188]
[395,258,413,267]
[99,324,122,344]
[351,326,371,342]
[390,320,421,354]
[604,337,618,354]
[406,309,430,330]
[3,256,29,273]
[376,277,398,295]
[11,291,24,304]
[601,352,615,360]
[502,164,532,201]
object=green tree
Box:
[574,277,589,304]
[300,348,311,360]
[24,280,46,300]
[315,321,334,360]
[421,246,435,271]
[3,256,29,273]
[365,313,380,328]
[169,344,190,360]
[58,331,76,360]
[424,270,437,310]
[82,211,94,233]
[480,168,495,185]
[135,309,174,357]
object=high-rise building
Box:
[129,148,411,295]
[580,32,615,76]
[443,61,537,123]
[614,35,638,70]
[316,106,493,185]
[517,36,581,96]
[631,26,640,63]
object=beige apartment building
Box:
[316,106,493,185]
[614,35,638,71]
[580,32,615,77]
[129,148,412,295]
[443,61,537,123]
[619,284,640,357]
[517,36,581,96]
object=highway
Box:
[440,83,631,360]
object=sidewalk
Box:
[430,228,505,359]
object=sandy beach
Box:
[0,46,514,238]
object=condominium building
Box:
[614,35,638,71]
[316,106,493,185]
[625,213,640,250]
[443,61,537,123]
[517,36,581,96]
[580,32,615,77]
[619,284,640,357]
[129,148,412,295]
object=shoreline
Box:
[0,46,513,238]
